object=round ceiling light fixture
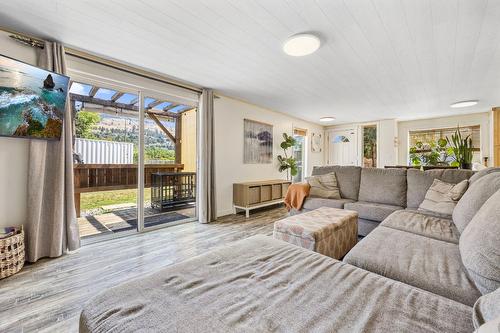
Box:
[319,116,336,122]
[450,100,479,108]
[283,33,321,56]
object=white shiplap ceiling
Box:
[1,0,499,124]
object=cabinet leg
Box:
[246,209,250,218]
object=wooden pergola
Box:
[70,87,195,164]
[70,83,197,217]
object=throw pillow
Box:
[418,179,468,216]
[306,172,341,199]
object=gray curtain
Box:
[26,41,80,262]
[197,89,217,223]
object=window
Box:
[362,125,377,168]
[408,125,481,166]
[293,128,307,183]
[333,135,350,143]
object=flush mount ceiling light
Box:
[319,116,336,122]
[450,100,479,108]
[283,33,321,56]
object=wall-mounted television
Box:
[0,54,69,140]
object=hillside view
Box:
[75,110,176,163]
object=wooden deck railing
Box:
[73,163,184,216]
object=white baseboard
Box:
[217,209,234,217]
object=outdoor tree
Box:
[363,127,377,167]
[75,111,101,139]
[133,146,175,163]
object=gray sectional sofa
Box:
[344,180,500,306]
[293,165,475,236]
[80,167,500,332]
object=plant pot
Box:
[460,162,472,170]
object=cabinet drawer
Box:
[272,184,282,199]
[261,185,272,202]
[248,186,261,205]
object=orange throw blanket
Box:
[284,183,310,211]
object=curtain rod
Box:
[5,29,202,94]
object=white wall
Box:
[0,31,36,228]
[214,96,325,217]
[397,112,491,165]
[378,119,398,167]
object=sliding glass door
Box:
[139,93,197,231]
[70,77,198,243]
[71,82,141,241]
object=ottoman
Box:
[273,207,358,259]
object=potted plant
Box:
[277,133,298,181]
[446,127,474,169]
[409,139,450,167]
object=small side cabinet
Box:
[233,179,291,217]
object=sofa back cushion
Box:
[406,169,474,209]
[469,167,500,184]
[453,172,500,233]
[312,166,361,200]
[459,189,500,295]
[358,168,407,207]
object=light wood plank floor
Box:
[0,206,288,333]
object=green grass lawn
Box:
[81,188,152,211]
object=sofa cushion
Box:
[418,179,468,217]
[357,218,380,237]
[306,172,341,199]
[469,167,500,184]
[459,189,500,295]
[344,201,403,222]
[302,197,355,210]
[80,235,475,333]
[312,165,361,200]
[453,172,500,234]
[358,168,407,207]
[406,169,474,209]
[472,288,500,329]
[407,207,458,219]
[344,226,481,306]
[381,210,459,244]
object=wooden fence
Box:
[74,163,184,216]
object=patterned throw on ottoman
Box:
[273,207,358,259]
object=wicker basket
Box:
[0,226,25,279]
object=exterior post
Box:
[175,114,182,164]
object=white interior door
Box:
[328,129,358,165]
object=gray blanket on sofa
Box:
[80,235,473,333]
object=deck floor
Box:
[0,205,288,333]
[78,205,196,239]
